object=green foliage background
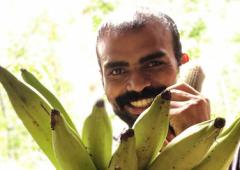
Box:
[0,0,240,169]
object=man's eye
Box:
[147,61,163,68]
[110,68,126,75]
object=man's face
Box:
[97,22,179,125]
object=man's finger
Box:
[170,89,200,101]
[167,82,200,95]
[170,101,185,108]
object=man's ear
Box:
[180,53,190,65]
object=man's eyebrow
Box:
[104,61,129,69]
[139,51,166,64]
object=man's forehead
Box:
[97,22,171,53]
[97,22,172,66]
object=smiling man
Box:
[95,7,239,169]
[96,7,210,134]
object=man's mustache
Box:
[116,86,167,108]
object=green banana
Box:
[0,66,59,169]
[148,117,226,170]
[108,128,138,170]
[21,68,77,132]
[51,109,97,170]
[132,90,171,169]
[82,99,113,170]
[192,115,240,170]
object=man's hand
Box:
[166,82,210,137]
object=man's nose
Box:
[126,71,151,92]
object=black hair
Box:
[96,7,182,71]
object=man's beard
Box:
[114,86,166,127]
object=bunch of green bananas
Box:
[0,66,112,170]
[0,67,112,170]
[109,91,238,170]
[0,65,240,170]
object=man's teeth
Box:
[130,98,154,108]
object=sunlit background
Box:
[0,0,240,169]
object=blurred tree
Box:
[0,9,72,170]
[82,0,118,30]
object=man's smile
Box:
[115,86,166,117]
[130,97,154,108]
[124,97,155,116]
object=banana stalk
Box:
[179,63,205,92]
